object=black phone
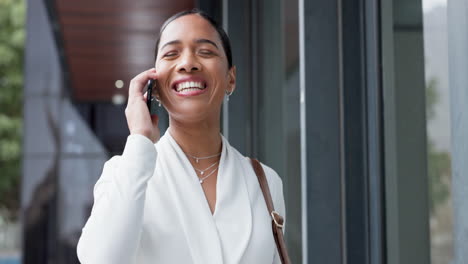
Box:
[146,79,157,115]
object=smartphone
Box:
[146,79,157,115]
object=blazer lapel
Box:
[213,136,253,264]
[158,133,223,264]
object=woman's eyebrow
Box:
[160,39,219,50]
[160,40,181,50]
[194,39,218,49]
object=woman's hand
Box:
[125,68,160,143]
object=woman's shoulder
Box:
[257,159,283,187]
[240,156,284,198]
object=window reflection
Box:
[422,0,454,263]
[256,0,301,262]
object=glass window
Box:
[422,1,454,263]
[255,0,302,262]
[381,0,432,262]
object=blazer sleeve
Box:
[261,164,287,264]
[77,134,157,264]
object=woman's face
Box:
[155,14,236,123]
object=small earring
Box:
[225,90,233,101]
[155,96,162,107]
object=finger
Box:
[128,68,158,98]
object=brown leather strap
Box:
[250,159,291,264]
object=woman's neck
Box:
[168,119,222,157]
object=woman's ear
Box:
[228,66,236,92]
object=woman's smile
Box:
[171,76,208,97]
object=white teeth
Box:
[176,81,205,92]
[178,88,202,94]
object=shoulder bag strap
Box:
[250,158,291,264]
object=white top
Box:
[77,132,286,264]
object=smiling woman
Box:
[76,9,289,264]
[154,12,235,125]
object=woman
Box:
[77,9,286,264]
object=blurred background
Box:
[0,0,467,263]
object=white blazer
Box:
[77,132,286,264]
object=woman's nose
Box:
[176,52,201,73]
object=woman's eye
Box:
[199,50,215,56]
[163,52,177,58]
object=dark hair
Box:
[154,9,233,69]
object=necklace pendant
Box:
[196,158,199,163]
[201,171,204,175]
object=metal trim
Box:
[298,0,308,262]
